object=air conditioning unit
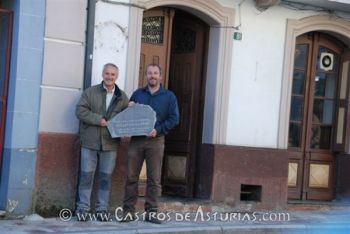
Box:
[320,52,334,71]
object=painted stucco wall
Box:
[38,0,87,134]
[226,0,350,148]
[226,0,308,148]
[90,0,350,148]
[91,0,129,92]
[34,0,87,215]
[39,0,350,145]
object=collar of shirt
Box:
[103,83,115,93]
[103,84,115,110]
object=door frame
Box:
[162,9,209,197]
[287,32,344,200]
[0,8,13,170]
[279,15,350,149]
[126,0,234,144]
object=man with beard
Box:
[121,64,179,224]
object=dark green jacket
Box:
[76,83,129,151]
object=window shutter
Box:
[333,49,350,152]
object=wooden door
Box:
[288,32,344,200]
[162,11,208,197]
[139,8,174,88]
[138,8,174,195]
[0,9,13,168]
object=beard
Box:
[147,78,159,87]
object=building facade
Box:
[1,0,350,215]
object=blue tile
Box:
[9,111,39,148]
[6,188,35,214]
[19,0,46,17]
[3,110,14,148]
[18,14,45,50]
[13,79,41,113]
[1,147,37,215]
[16,48,44,82]
[6,149,37,190]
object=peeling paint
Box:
[6,200,19,213]
[22,175,28,185]
[17,148,37,153]
[94,21,128,52]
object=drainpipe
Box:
[83,0,97,90]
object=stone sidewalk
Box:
[0,203,350,234]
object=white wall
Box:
[39,0,350,145]
[225,0,329,148]
[91,0,130,89]
[39,0,87,134]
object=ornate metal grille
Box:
[141,16,164,44]
[171,26,196,53]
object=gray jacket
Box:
[76,83,129,151]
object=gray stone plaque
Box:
[107,104,156,137]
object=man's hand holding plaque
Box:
[107,104,156,138]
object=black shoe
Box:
[145,212,162,224]
[120,211,136,223]
[75,209,90,222]
[96,210,109,222]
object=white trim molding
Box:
[278,15,350,149]
[126,0,235,144]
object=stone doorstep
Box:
[287,201,350,212]
[133,196,350,214]
[134,196,235,213]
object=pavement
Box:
[0,202,350,233]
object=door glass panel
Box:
[289,123,302,147]
[292,71,305,95]
[294,44,308,69]
[289,44,308,149]
[313,99,334,124]
[314,72,336,98]
[311,125,332,149]
[290,96,304,121]
[319,126,332,149]
[141,16,165,44]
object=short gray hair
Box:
[102,63,119,74]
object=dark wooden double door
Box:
[139,8,208,197]
[288,32,349,200]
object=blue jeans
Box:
[76,147,117,212]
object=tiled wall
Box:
[0,0,45,214]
